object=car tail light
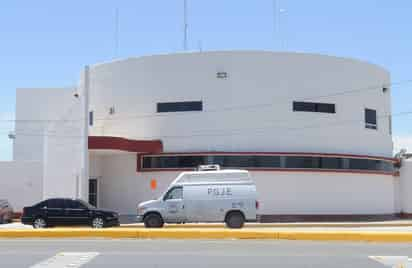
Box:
[256,200,259,210]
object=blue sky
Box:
[1,0,411,160]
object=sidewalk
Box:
[1,221,412,242]
[121,220,412,229]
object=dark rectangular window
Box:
[365,108,377,129]
[317,103,336,113]
[349,159,372,170]
[214,155,281,168]
[293,102,335,114]
[157,101,203,113]
[89,111,94,126]
[284,157,320,169]
[142,155,206,168]
[319,157,343,169]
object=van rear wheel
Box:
[144,213,164,228]
[225,211,245,229]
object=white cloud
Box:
[393,135,412,154]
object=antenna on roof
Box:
[115,7,119,57]
[273,0,287,50]
[272,0,277,50]
[183,0,188,51]
[198,40,203,52]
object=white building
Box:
[2,51,411,221]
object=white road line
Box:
[369,256,412,267]
[30,252,99,268]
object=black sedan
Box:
[21,198,119,228]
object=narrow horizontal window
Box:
[365,108,377,130]
[157,101,202,113]
[293,102,335,114]
[140,154,394,173]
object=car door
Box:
[46,199,66,225]
[163,186,185,223]
[64,199,91,226]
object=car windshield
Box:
[77,199,95,209]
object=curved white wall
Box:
[89,51,392,157]
[93,153,396,215]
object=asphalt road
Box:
[1,239,412,268]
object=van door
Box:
[163,186,185,223]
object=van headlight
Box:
[138,207,146,215]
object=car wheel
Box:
[225,211,245,229]
[91,217,105,228]
[33,217,47,229]
[144,213,164,228]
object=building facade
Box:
[2,51,411,220]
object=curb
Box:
[120,222,412,229]
[1,228,412,242]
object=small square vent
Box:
[216,72,228,79]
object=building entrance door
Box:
[88,178,98,207]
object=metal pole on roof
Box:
[273,0,277,50]
[183,0,188,51]
[115,7,119,57]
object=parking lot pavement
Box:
[1,239,412,267]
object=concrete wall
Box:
[400,159,412,213]
[89,51,392,157]
[13,88,77,161]
[0,161,43,211]
[250,171,395,215]
[90,154,103,178]
[13,87,87,201]
[95,153,396,215]
[41,85,87,200]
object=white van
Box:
[136,167,258,228]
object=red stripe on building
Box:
[89,136,163,153]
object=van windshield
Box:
[163,186,183,200]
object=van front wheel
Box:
[144,213,164,228]
[225,211,245,229]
